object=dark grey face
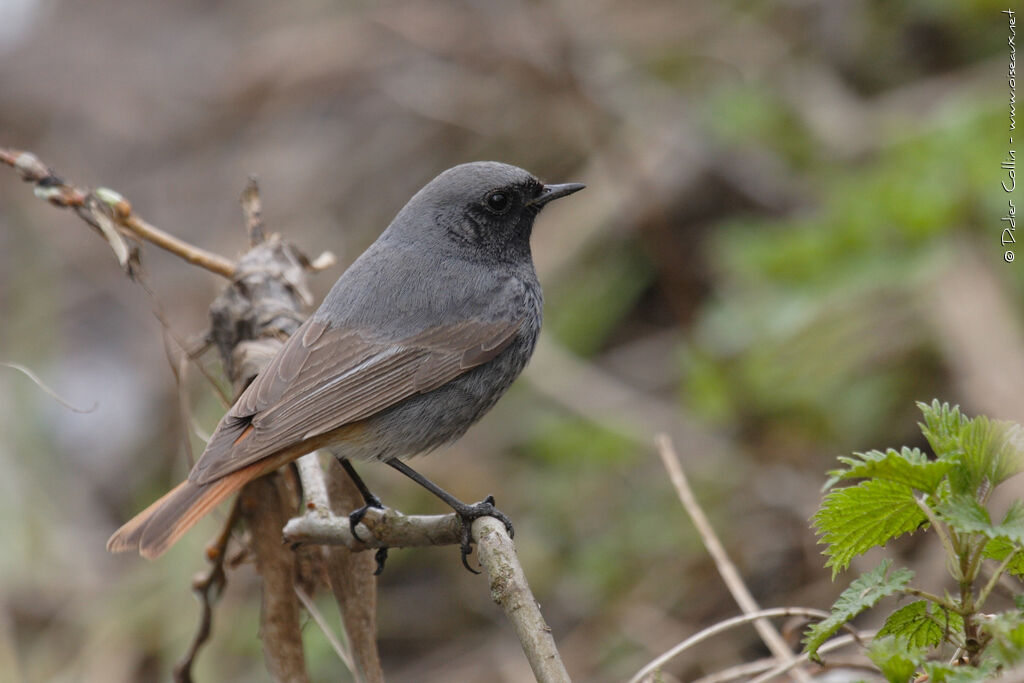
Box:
[455,172,546,259]
[390,161,584,264]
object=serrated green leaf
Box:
[803,560,914,660]
[937,495,1024,545]
[921,661,998,683]
[983,537,1024,577]
[824,447,953,493]
[959,417,1024,493]
[814,479,926,577]
[980,611,1024,667]
[1000,501,1024,545]
[917,400,968,460]
[867,635,924,683]
[877,600,963,648]
[936,493,992,534]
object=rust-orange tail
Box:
[106,462,264,560]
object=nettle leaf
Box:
[867,635,925,683]
[824,447,953,493]
[814,479,926,577]
[984,537,1024,577]
[981,611,1024,667]
[938,496,1024,545]
[877,600,963,648]
[958,417,1024,493]
[921,660,998,683]
[917,400,968,460]
[803,559,914,661]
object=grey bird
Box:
[107,161,585,571]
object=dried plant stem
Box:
[173,502,240,683]
[655,434,811,683]
[628,607,830,683]
[1,147,237,278]
[748,630,877,683]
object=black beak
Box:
[527,182,585,208]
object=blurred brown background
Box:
[0,0,1020,681]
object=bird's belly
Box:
[330,332,535,462]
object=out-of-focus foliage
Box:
[1,0,1021,681]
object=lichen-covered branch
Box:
[282,507,462,549]
[473,517,571,683]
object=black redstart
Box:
[107,161,584,569]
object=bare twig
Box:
[1,148,238,278]
[324,459,384,683]
[283,507,462,549]
[0,362,98,413]
[173,501,240,683]
[241,176,266,246]
[655,434,811,682]
[628,607,831,683]
[295,587,356,674]
[241,474,309,683]
[292,452,383,683]
[473,516,571,683]
[748,631,878,683]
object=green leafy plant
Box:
[806,400,1024,680]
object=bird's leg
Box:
[336,457,389,575]
[386,458,514,574]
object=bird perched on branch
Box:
[107,161,584,571]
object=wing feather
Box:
[190,316,521,484]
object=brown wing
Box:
[189,316,521,485]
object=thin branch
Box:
[472,516,571,683]
[0,362,98,413]
[323,458,384,683]
[628,607,831,683]
[976,549,1021,612]
[902,586,961,613]
[240,176,266,246]
[1,147,238,278]
[915,495,960,580]
[747,630,878,683]
[240,474,309,683]
[173,501,240,683]
[655,434,811,682]
[283,507,462,549]
[294,587,356,675]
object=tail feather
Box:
[107,462,263,559]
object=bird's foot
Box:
[452,495,514,574]
[348,493,389,575]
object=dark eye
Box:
[485,191,511,213]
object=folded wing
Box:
[189,315,521,485]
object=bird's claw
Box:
[347,493,385,543]
[454,494,514,574]
[348,494,390,574]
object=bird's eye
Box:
[485,191,511,213]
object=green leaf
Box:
[814,479,926,577]
[980,611,1024,667]
[824,447,953,493]
[877,600,963,648]
[937,495,1024,544]
[921,661,998,683]
[917,400,968,460]
[803,560,914,661]
[958,417,1024,493]
[867,635,924,683]
[983,537,1024,577]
